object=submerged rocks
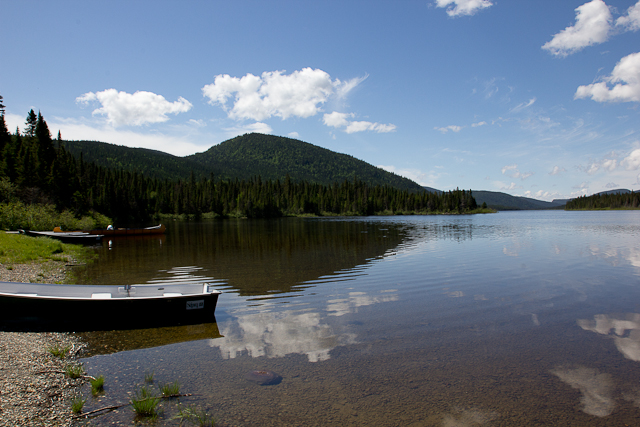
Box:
[244,370,282,385]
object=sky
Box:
[2,0,640,201]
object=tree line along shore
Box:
[0,105,490,229]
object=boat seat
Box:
[91,293,112,299]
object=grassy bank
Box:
[0,232,95,269]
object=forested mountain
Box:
[62,133,424,192]
[187,133,424,191]
[62,140,209,181]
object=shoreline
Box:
[0,260,87,427]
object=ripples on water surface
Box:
[75,211,640,426]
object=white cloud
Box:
[501,164,518,174]
[377,165,428,187]
[434,125,462,133]
[621,148,640,170]
[524,190,561,200]
[223,122,273,138]
[501,182,523,191]
[471,121,487,127]
[345,121,396,134]
[37,117,204,157]
[435,0,493,17]
[616,1,640,31]
[575,52,640,103]
[510,97,536,113]
[502,164,533,180]
[542,0,613,57]
[550,166,568,175]
[323,111,352,128]
[335,74,369,99]
[288,132,300,138]
[324,112,396,134]
[602,158,617,171]
[76,89,192,127]
[202,68,366,122]
[605,182,619,189]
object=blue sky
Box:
[2,0,640,200]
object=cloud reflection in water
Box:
[550,366,615,417]
[208,311,357,362]
[578,313,640,362]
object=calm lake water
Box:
[74,211,640,426]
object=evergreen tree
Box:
[0,115,10,160]
[0,94,5,116]
[35,111,56,174]
[24,109,37,138]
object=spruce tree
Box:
[25,109,37,137]
[0,115,10,159]
[35,111,56,172]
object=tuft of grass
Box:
[160,380,180,397]
[64,363,85,379]
[70,395,87,414]
[144,370,155,384]
[173,405,216,427]
[47,343,71,359]
[131,385,161,418]
[90,375,105,396]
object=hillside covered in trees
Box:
[565,191,640,210]
[62,133,424,192]
[1,104,482,226]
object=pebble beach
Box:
[0,261,86,427]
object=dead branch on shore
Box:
[72,393,194,419]
[34,369,96,381]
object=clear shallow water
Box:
[75,211,640,426]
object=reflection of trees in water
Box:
[79,322,223,356]
[76,219,413,296]
[75,218,489,296]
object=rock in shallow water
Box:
[244,369,282,385]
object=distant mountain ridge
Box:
[63,133,424,192]
[424,187,564,210]
[423,188,636,210]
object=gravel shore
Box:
[0,261,87,427]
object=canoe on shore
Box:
[60,224,167,236]
[0,281,221,331]
[19,229,103,244]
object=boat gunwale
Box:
[0,289,221,301]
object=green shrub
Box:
[0,201,111,231]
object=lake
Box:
[74,211,640,426]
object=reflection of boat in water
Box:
[79,321,224,356]
[19,229,103,244]
[0,281,221,331]
[54,224,166,237]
